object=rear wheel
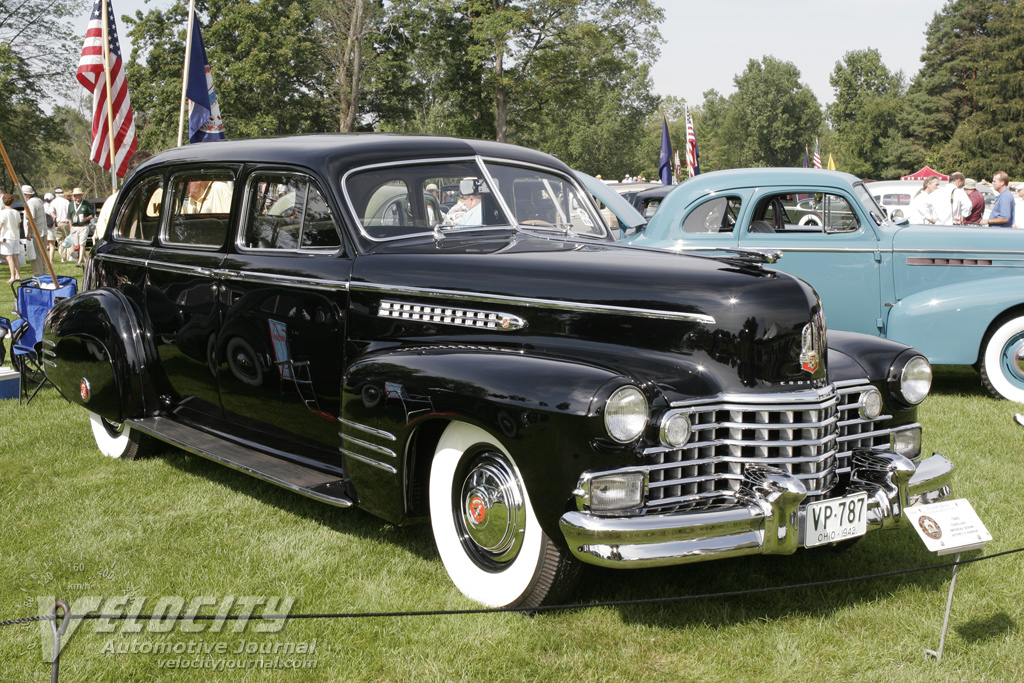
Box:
[428,422,580,608]
[89,412,154,460]
[980,315,1024,402]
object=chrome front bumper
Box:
[558,451,954,569]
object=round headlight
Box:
[898,355,932,405]
[859,387,883,419]
[604,386,648,443]
[660,412,692,448]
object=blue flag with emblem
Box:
[658,115,673,185]
[186,12,226,143]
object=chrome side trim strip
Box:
[214,269,349,292]
[341,448,398,474]
[94,253,150,268]
[340,418,397,442]
[356,283,715,325]
[343,433,397,459]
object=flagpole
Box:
[100,0,119,190]
[177,0,196,147]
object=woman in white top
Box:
[1,193,24,281]
[908,176,941,225]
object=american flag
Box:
[77,0,137,177]
[812,138,821,169]
[685,105,700,177]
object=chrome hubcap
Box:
[458,452,526,566]
[1002,334,1024,384]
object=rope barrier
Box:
[2,544,1021,625]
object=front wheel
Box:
[980,315,1024,402]
[89,412,154,460]
[428,422,580,608]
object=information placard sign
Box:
[906,499,991,555]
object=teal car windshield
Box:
[853,182,887,226]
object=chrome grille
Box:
[645,381,894,513]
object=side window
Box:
[822,193,859,232]
[165,171,235,247]
[761,193,859,232]
[242,173,342,251]
[682,196,741,233]
[114,176,163,242]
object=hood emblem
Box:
[800,323,821,374]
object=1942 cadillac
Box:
[627,168,1024,403]
[45,137,953,608]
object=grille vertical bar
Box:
[644,382,895,513]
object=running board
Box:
[131,416,354,508]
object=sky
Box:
[80,0,949,107]
[649,0,948,106]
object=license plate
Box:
[804,493,868,548]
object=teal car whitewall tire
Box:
[980,315,1024,403]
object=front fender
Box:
[342,347,637,535]
[887,276,1024,364]
[44,288,153,422]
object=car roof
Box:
[134,134,572,179]
[675,168,862,195]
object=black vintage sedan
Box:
[45,135,953,608]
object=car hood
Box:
[352,233,829,397]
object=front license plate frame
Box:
[804,492,868,548]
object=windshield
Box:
[344,159,607,241]
[853,182,887,226]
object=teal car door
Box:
[738,189,886,337]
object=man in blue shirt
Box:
[982,171,1015,228]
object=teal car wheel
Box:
[980,315,1024,402]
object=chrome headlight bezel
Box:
[604,385,649,443]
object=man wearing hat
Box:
[69,187,95,266]
[964,179,985,224]
[20,185,49,276]
[49,187,71,261]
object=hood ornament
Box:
[800,321,822,374]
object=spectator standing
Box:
[981,172,1014,228]
[1014,187,1024,228]
[1,193,23,281]
[933,172,971,225]
[69,187,95,266]
[963,178,985,224]
[49,188,72,260]
[21,185,48,276]
[908,176,941,224]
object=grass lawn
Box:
[1,259,1022,681]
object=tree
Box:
[827,49,910,178]
[314,0,385,132]
[460,0,663,143]
[716,56,822,168]
[904,0,1024,177]
[124,0,336,150]
[0,0,81,185]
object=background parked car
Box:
[627,167,1024,402]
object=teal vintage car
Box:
[626,168,1024,402]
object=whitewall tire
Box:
[428,422,579,608]
[980,316,1024,403]
[89,412,152,460]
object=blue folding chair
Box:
[1,275,78,403]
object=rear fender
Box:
[342,347,635,533]
[886,277,1024,365]
[44,288,153,422]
